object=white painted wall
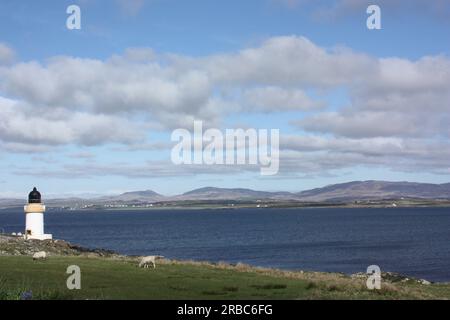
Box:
[26,212,44,236]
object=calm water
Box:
[1,207,449,282]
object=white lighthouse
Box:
[24,187,52,240]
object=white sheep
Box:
[138,255,164,269]
[32,251,47,261]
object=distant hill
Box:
[296,181,450,202]
[100,190,165,202]
[1,181,450,209]
[108,181,450,202]
[174,187,295,201]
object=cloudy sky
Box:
[0,0,449,197]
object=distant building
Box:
[24,187,52,240]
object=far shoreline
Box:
[3,200,450,213]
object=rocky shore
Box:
[0,234,116,257]
[0,234,433,286]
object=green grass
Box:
[0,256,449,300]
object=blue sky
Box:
[0,0,449,197]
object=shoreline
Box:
[3,201,450,212]
[1,235,449,299]
[0,234,445,284]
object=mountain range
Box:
[106,181,450,202]
[2,180,450,209]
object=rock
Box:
[350,270,433,285]
[0,234,117,258]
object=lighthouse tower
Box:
[24,187,52,240]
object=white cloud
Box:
[2,36,351,133]
[296,111,428,138]
[0,97,143,146]
[244,86,324,112]
[0,35,449,177]
[0,43,15,64]
[201,36,374,87]
[297,55,450,139]
[0,56,216,128]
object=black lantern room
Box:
[28,187,41,204]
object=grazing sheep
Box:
[139,256,164,269]
[32,251,47,261]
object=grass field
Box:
[0,256,449,300]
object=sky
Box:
[0,0,449,198]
